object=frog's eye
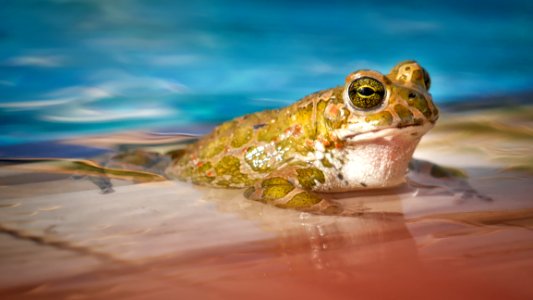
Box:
[347,77,386,111]
[422,67,431,91]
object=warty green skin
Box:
[166,61,439,212]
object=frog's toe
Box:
[243,186,264,202]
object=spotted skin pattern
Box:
[166,61,439,213]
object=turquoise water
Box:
[1,0,532,146]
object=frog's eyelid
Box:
[347,70,384,82]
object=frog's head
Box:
[323,61,439,189]
[330,60,438,143]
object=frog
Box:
[165,61,439,214]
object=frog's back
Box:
[166,88,339,187]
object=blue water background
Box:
[1,0,532,146]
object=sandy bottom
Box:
[1,106,533,299]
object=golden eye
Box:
[347,77,386,110]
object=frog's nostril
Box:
[408,92,416,99]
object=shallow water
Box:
[1,105,532,299]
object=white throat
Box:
[316,124,431,192]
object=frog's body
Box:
[166,61,439,213]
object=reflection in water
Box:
[202,186,410,271]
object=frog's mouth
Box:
[341,122,434,143]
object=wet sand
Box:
[1,105,532,299]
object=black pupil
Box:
[357,86,375,96]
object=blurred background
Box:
[1,0,532,146]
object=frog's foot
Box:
[243,176,343,215]
[408,159,492,202]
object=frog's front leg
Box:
[407,158,492,202]
[243,165,342,215]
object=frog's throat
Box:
[315,123,433,192]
